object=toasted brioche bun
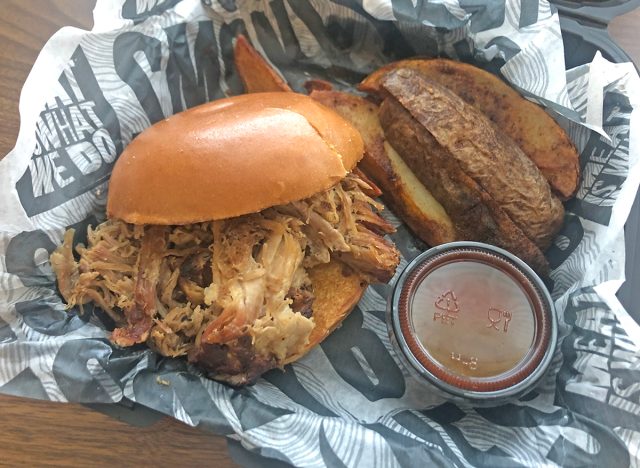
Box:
[284,261,367,365]
[107,92,364,225]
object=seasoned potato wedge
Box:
[304,79,334,93]
[380,96,549,274]
[310,90,456,246]
[234,35,292,93]
[380,69,564,252]
[359,58,580,200]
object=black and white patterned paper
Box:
[1,0,639,465]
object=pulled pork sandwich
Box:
[50,92,400,385]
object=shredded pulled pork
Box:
[51,173,399,384]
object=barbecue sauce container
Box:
[388,242,557,405]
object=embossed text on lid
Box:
[397,247,552,392]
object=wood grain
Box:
[0,2,638,467]
[610,10,640,64]
[1,394,236,466]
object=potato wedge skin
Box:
[310,90,456,246]
[360,59,580,200]
[304,79,334,93]
[381,69,564,252]
[380,97,549,274]
[234,35,292,93]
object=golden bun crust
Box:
[283,261,367,365]
[107,93,364,224]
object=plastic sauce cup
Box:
[388,242,557,405]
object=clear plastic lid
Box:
[392,243,554,394]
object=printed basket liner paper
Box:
[1,0,640,466]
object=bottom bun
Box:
[284,261,368,365]
[193,260,367,386]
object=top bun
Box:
[107,92,364,225]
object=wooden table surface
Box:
[1,1,638,466]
